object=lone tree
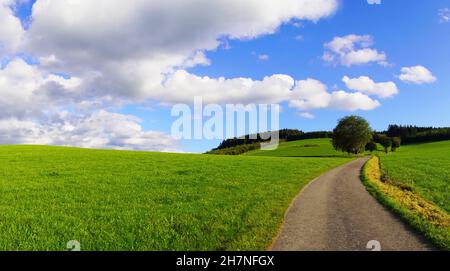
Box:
[332,116,372,155]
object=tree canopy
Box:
[332,116,372,155]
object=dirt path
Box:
[271,157,434,251]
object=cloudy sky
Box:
[0,0,449,153]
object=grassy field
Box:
[379,141,450,213]
[363,156,450,250]
[0,145,352,251]
[245,138,347,157]
[362,141,450,250]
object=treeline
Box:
[209,124,450,155]
[214,129,303,150]
[371,134,401,153]
[386,125,450,144]
[206,142,261,155]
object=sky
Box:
[0,0,449,153]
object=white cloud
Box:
[22,0,338,103]
[399,66,437,84]
[0,0,388,150]
[0,58,82,118]
[0,58,178,151]
[342,76,399,98]
[159,74,382,112]
[258,54,270,61]
[328,91,381,111]
[0,0,24,58]
[289,79,331,110]
[323,34,387,67]
[439,8,450,23]
[289,78,381,111]
[0,110,180,152]
[159,70,294,105]
[367,0,381,5]
[298,112,315,119]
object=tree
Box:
[332,116,373,155]
[391,137,401,152]
[378,135,393,154]
[365,141,378,153]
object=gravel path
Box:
[271,158,434,251]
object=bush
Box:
[377,135,393,154]
[391,137,401,152]
[365,141,378,152]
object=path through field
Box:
[271,158,434,251]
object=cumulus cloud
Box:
[342,76,399,98]
[289,79,332,110]
[0,0,24,58]
[22,0,338,103]
[289,78,381,111]
[399,66,437,84]
[0,58,82,118]
[159,70,294,105]
[0,110,180,152]
[323,34,388,67]
[0,0,342,150]
[328,91,381,111]
[0,0,389,151]
[0,58,179,151]
[160,73,381,112]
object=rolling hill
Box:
[245,138,345,157]
[0,145,352,251]
[1,139,448,250]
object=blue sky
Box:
[2,0,450,153]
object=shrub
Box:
[378,135,393,154]
[391,137,401,152]
[365,141,378,152]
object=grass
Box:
[379,140,450,214]
[245,138,347,157]
[362,155,450,250]
[0,145,352,251]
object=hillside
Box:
[245,138,348,157]
[0,145,352,251]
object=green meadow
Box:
[1,139,448,251]
[0,145,352,251]
[245,138,346,157]
[362,140,450,250]
[379,140,450,214]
